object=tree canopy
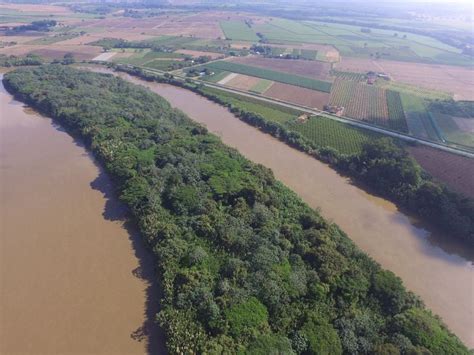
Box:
[4,65,468,354]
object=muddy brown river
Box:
[0,75,165,354]
[1,67,473,350]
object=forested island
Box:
[3,65,469,354]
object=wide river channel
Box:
[1,68,473,352]
[0,74,165,354]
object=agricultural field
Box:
[201,86,301,124]
[203,60,332,92]
[287,116,380,155]
[25,33,81,45]
[202,86,376,155]
[329,79,390,125]
[430,112,474,148]
[336,58,474,100]
[229,56,332,81]
[408,145,474,199]
[386,90,409,133]
[219,20,259,41]
[249,79,273,94]
[224,73,261,91]
[264,82,330,110]
[400,94,439,141]
[247,18,472,66]
[175,49,222,59]
[112,49,185,67]
[331,70,366,82]
[200,69,231,83]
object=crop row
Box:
[204,61,332,92]
[329,79,390,126]
[331,70,366,82]
[386,90,409,133]
[287,116,378,155]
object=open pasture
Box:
[229,56,332,81]
[263,82,330,110]
[250,18,469,66]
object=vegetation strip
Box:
[202,60,332,92]
[4,65,470,354]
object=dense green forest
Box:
[4,65,469,354]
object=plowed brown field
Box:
[264,82,330,109]
[408,145,474,198]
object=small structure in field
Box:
[297,114,310,123]
[324,105,344,116]
[367,71,377,85]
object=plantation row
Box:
[331,70,366,82]
[386,90,409,133]
[203,61,332,92]
[329,79,411,133]
[287,117,379,155]
[329,79,389,124]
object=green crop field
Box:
[249,79,274,94]
[386,90,409,133]
[220,21,260,41]
[201,87,300,124]
[287,116,379,155]
[400,94,439,141]
[331,70,366,82]
[430,112,474,148]
[300,49,318,60]
[203,61,332,92]
[250,18,471,66]
[329,79,390,126]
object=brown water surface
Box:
[0,76,164,354]
[96,69,474,347]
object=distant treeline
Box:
[0,54,43,67]
[113,64,474,247]
[428,100,474,118]
[4,65,469,354]
[6,20,56,34]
